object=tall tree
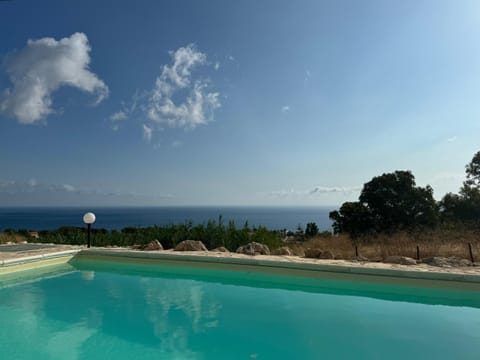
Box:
[330,170,438,236]
[440,150,480,222]
[359,171,438,232]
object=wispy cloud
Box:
[146,44,220,129]
[142,124,153,142]
[110,111,128,122]
[309,186,361,194]
[171,140,183,148]
[447,136,458,143]
[281,105,290,113]
[262,185,361,198]
[0,32,108,124]
[108,90,142,130]
[0,178,174,199]
[111,45,220,142]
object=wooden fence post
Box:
[468,242,474,263]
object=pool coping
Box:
[79,249,480,284]
[0,250,81,267]
[1,248,480,285]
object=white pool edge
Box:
[79,249,480,284]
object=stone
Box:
[384,256,417,265]
[174,240,208,251]
[236,242,270,256]
[318,250,335,259]
[212,246,229,252]
[422,256,472,267]
[304,248,323,259]
[272,246,293,256]
[351,255,369,262]
[142,240,163,251]
[304,248,335,259]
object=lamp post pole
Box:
[87,223,91,248]
[83,212,96,248]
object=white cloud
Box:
[263,185,361,198]
[0,32,108,124]
[0,178,175,201]
[146,44,220,130]
[62,184,76,192]
[110,111,127,121]
[447,136,457,142]
[281,105,290,113]
[214,62,220,70]
[309,186,361,194]
[172,140,183,148]
[142,124,153,142]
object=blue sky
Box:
[0,0,479,206]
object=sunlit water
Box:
[0,260,479,360]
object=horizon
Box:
[1,1,479,207]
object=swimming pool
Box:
[1,256,479,360]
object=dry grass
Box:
[300,229,480,261]
[0,233,27,244]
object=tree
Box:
[440,151,480,222]
[305,222,319,238]
[465,151,480,188]
[329,201,374,238]
[359,171,438,232]
[330,170,438,237]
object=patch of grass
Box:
[301,228,479,261]
[0,233,27,244]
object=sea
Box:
[0,206,334,232]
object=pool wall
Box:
[0,250,79,275]
[74,249,480,291]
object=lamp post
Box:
[83,212,96,248]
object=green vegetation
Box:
[330,150,480,239]
[2,218,284,251]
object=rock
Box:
[304,248,323,258]
[351,255,369,262]
[236,242,270,256]
[212,246,229,252]
[384,256,417,265]
[272,246,293,256]
[142,240,163,251]
[422,256,472,267]
[304,248,335,259]
[318,250,335,259]
[174,240,208,251]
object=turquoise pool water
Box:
[1,259,479,360]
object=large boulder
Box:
[384,256,417,265]
[174,240,208,252]
[236,242,270,256]
[304,248,334,259]
[212,246,229,252]
[422,256,472,267]
[272,246,293,256]
[142,240,163,251]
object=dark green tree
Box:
[305,222,319,238]
[359,171,438,232]
[329,201,374,238]
[440,151,480,222]
[330,170,438,236]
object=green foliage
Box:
[18,218,281,252]
[250,226,282,250]
[330,170,439,237]
[305,222,319,238]
[329,201,374,238]
[440,151,480,223]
